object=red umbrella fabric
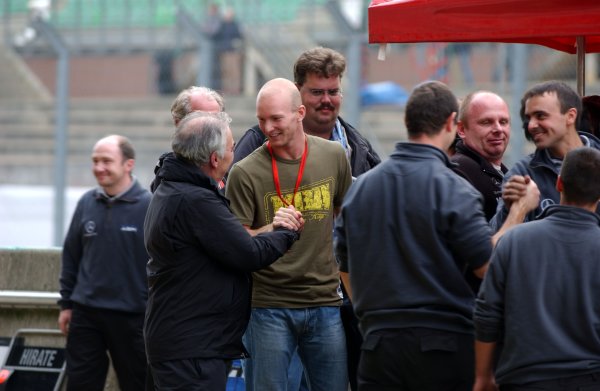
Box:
[368,0,600,54]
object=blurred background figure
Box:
[581,95,600,138]
[214,7,243,94]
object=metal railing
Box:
[0,291,60,309]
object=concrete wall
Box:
[0,248,119,390]
[24,53,156,98]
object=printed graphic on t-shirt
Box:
[263,177,334,223]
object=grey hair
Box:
[170,86,225,124]
[171,111,232,167]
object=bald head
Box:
[256,78,306,158]
[94,134,135,161]
[91,134,136,195]
[257,78,302,111]
[457,91,510,166]
[459,91,508,123]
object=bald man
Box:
[452,91,511,221]
[59,135,151,390]
[226,78,352,391]
[451,92,511,293]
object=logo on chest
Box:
[84,220,97,237]
[265,178,334,222]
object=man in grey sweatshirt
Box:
[474,146,600,391]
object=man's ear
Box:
[124,158,135,173]
[556,175,563,193]
[445,112,457,133]
[566,107,577,127]
[297,104,306,122]
[456,121,467,139]
[210,151,219,168]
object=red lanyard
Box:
[266,137,308,207]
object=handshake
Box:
[273,205,305,232]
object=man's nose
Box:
[492,120,505,130]
[527,118,537,130]
[263,120,274,133]
[320,92,333,103]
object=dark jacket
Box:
[214,19,242,52]
[451,140,507,221]
[231,117,381,177]
[149,152,170,193]
[476,205,600,385]
[490,132,600,231]
[59,179,151,313]
[335,142,492,337]
[339,117,382,176]
[143,154,298,362]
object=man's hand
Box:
[473,341,499,391]
[515,176,540,213]
[473,376,499,391]
[492,176,540,247]
[58,309,72,335]
[273,205,305,232]
[502,175,530,208]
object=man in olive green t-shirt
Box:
[226,78,352,391]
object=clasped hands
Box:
[273,205,305,232]
[502,174,541,211]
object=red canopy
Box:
[368,0,600,54]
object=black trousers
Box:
[66,304,147,391]
[501,372,600,391]
[149,358,228,391]
[341,297,362,391]
[358,327,474,391]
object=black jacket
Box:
[59,179,151,313]
[336,143,492,337]
[143,154,298,362]
[451,140,507,221]
[231,117,381,177]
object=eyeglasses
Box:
[307,88,342,98]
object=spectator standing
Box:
[144,111,302,390]
[490,80,600,230]
[214,7,243,95]
[451,91,511,292]
[232,46,380,176]
[581,94,600,137]
[201,2,222,91]
[452,91,510,221]
[334,81,539,391]
[474,147,600,391]
[58,135,151,391]
[226,78,352,391]
[231,48,380,390]
[151,85,224,192]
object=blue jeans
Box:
[242,348,308,391]
[243,307,348,391]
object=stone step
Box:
[0,94,407,188]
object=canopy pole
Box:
[577,36,586,96]
[377,44,388,61]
